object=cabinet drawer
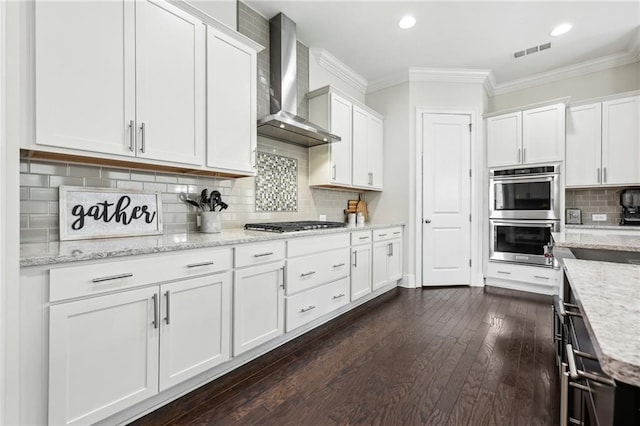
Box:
[373,227,402,242]
[351,230,372,245]
[286,248,350,295]
[234,241,286,268]
[286,277,349,332]
[487,262,560,287]
[49,248,232,302]
[287,233,349,257]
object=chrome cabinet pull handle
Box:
[378,233,387,237]
[534,275,550,280]
[187,261,214,268]
[597,168,601,183]
[333,263,345,268]
[253,252,274,257]
[523,147,526,163]
[252,147,257,169]
[603,167,607,183]
[300,271,316,277]
[332,293,345,299]
[393,231,401,235]
[152,294,159,329]
[164,291,171,325]
[280,266,285,289]
[128,120,135,152]
[353,250,358,267]
[359,236,369,240]
[497,270,511,275]
[91,273,133,283]
[390,244,394,256]
[140,122,146,153]
[566,344,615,386]
[559,302,582,318]
[518,148,522,163]
[332,164,336,180]
[300,305,316,313]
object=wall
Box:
[309,49,366,103]
[186,0,237,30]
[489,62,640,112]
[565,187,637,226]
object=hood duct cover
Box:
[257,13,341,147]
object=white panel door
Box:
[566,103,602,186]
[522,104,565,164]
[35,0,136,156]
[486,112,521,168]
[372,241,389,291]
[368,114,384,189]
[352,106,369,187]
[136,0,204,165]
[602,96,640,185]
[206,26,256,174]
[159,272,231,391]
[49,287,159,426]
[422,114,471,286]
[233,261,285,355]
[329,94,352,185]
[351,244,372,300]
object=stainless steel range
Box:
[244,221,345,233]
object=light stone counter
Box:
[565,224,640,231]
[20,223,404,267]
[552,231,640,252]
[563,258,640,387]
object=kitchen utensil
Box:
[180,192,202,209]
[347,213,356,227]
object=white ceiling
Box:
[245,1,640,87]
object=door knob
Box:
[424,219,431,224]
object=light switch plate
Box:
[319,214,327,222]
[592,213,607,222]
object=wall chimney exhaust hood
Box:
[257,13,341,147]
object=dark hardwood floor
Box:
[132,287,559,426]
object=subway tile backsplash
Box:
[20,139,362,243]
[565,187,632,225]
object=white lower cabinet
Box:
[233,261,285,356]
[485,261,561,295]
[351,243,372,301]
[372,229,403,291]
[159,273,231,391]
[49,287,160,426]
[286,277,350,332]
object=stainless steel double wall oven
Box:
[489,165,561,267]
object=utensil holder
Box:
[200,211,222,233]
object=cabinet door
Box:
[49,287,159,426]
[233,261,285,355]
[602,96,640,185]
[522,104,565,165]
[159,272,231,391]
[329,94,352,185]
[136,0,204,165]
[206,27,257,174]
[388,239,402,282]
[486,112,521,168]
[35,0,136,156]
[372,241,389,291]
[368,114,384,189]
[351,244,372,301]
[352,106,369,187]
[566,103,602,187]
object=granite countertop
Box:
[565,224,640,231]
[20,223,404,267]
[562,259,640,387]
[552,231,640,252]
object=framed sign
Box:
[59,186,163,241]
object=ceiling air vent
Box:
[513,42,552,59]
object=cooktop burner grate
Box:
[244,221,346,233]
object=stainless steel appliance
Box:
[245,221,345,233]
[489,219,558,267]
[620,189,640,225]
[490,165,561,220]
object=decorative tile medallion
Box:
[255,151,298,212]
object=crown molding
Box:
[492,49,640,96]
[309,48,368,95]
[367,67,494,95]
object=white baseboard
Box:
[399,273,416,288]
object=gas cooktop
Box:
[244,221,346,233]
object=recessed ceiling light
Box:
[398,15,416,29]
[551,23,572,36]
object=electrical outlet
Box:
[319,214,327,222]
[592,213,607,222]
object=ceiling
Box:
[245,1,640,88]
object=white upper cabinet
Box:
[135,0,204,165]
[602,96,640,185]
[566,103,602,186]
[35,0,136,156]
[308,86,383,191]
[206,26,258,175]
[487,104,565,168]
[566,96,640,187]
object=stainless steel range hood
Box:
[257,13,340,147]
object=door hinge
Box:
[469,169,472,178]
[469,259,472,267]
[469,214,472,222]
[468,123,472,132]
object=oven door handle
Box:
[490,219,559,228]
[490,174,558,183]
